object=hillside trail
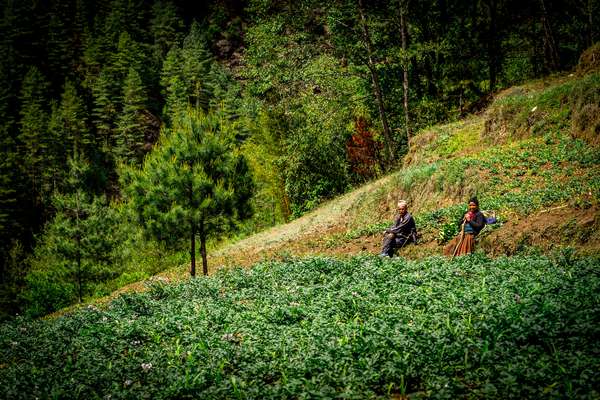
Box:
[206,204,600,267]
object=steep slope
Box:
[53,69,600,311]
[7,61,600,400]
[201,70,600,271]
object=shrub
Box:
[21,269,76,318]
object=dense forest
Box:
[0,0,597,318]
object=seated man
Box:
[379,200,418,257]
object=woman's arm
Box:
[469,212,486,232]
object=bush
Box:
[21,269,76,318]
[576,42,600,76]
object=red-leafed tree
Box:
[346,117,382,180]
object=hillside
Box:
[202,70,600,271]
[73,68,600,304]
[2,67,600,399]
[2,255,599,399]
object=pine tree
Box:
[61,80,91,157]
[150,1,184,62]
[160,46,186,118]
[0,132,20,275]
[182,22,215,111]
[17,66,51,203]
[47,2,75,85]
[160,22,215,117]
[24,155,123,313]
[92,67,118,150]
[46,100,66,195]
[111,31,144,84]
[47,79,91,192]
[115,67,147,165]
[122,108,253,276]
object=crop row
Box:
[1,254,599,399]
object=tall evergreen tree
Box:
[59,79,91,158]
[24,155,123,314]
[160,22,216,117]
[17,66,51,203]
[181,22,215,111]
[47,1,76,85]
[103,0,146,43]
[92,67,118,150]
[115,67,147,165]
[47,79,91,193]
[150,0,184,63]
[112,31,145,84]
[0,130,21,279]
[123,108,253,276]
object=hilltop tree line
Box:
[0,0,596,318]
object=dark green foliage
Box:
[21,157,127,316]
[123,109,254,275]
[1,254,599,398]
[0,0,597,319]
[92,67,119,150]
[46,1,78,84]
[150,1,184,64]
[160,21,232,118]
[115,68,148,165]
[17,66,51,203]
[52,79,91,158]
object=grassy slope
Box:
[53,70,600,310]
[201,70,600,271]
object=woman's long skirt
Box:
[443,233,475,256]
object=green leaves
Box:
[3,254,600,398]
[123,108,253,274]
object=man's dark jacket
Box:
[387,212,418,243]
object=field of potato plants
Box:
[1,254,599,399]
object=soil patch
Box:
[480,205,600,256]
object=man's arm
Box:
[389,214,413,235]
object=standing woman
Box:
[444,197,486,257]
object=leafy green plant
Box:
[437,221,458,244]
[3,254,599,399]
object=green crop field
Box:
[2,254,599,399]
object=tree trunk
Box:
[189,168,196,277]
[190,223,196,277]
[539,0,560,70]
[76,232,82,303]
[357,0,395,163]
[75,191,82,303]
[486,0,499,91]
[399,0,412,147]
[200,231,208,276]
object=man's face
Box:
[397,204,407,216]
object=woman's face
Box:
[468,202,478,212]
